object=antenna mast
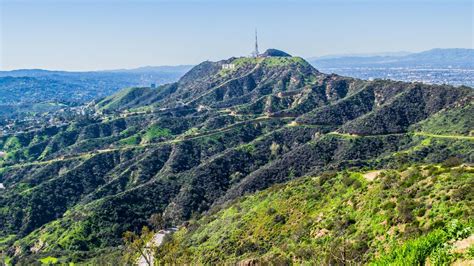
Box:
[254,29,259,57]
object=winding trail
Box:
[2,115,473,172]
[413,132,474,140]
[185,60,263,106]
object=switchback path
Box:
[185,59,263,106]
[327,131,474,141]
[2,116,472,171]
[414,132,474,140]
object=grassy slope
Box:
[96,87,152,111]
[156,165,473,264]
[411,102,474,136]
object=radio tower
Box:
[254,29,259,58]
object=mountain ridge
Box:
[0,51,472,264]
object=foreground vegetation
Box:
[156,164,473,264]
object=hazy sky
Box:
[1,0,472,71]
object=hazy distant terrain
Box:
[0,66,192,105]
[310,48,474,68]
[0,66,192,119]
[310,48,474,86]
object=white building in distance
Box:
[222,64,235,70]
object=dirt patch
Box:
[450,234,474,266]
[363,170,383,181]
[288,121,299,127]
[452,259,474,266]
[453,234,474,253]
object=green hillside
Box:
[0,51,472,264]
[157,164,473,265]
[411,101,474,136]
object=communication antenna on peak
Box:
[254,29,259,58]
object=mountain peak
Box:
[261,49,291,57]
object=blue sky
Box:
[1,0,472,71]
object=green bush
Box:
[442,157,462,168]
[429,246,453,266]
[372,220,472,265]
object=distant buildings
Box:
[318,67,474,87]
[222,64,236,70]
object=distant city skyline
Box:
[1,0,472,71]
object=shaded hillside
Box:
[0,50,472,264]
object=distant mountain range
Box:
[0,65,193,78]
[310,51,413,60]
[1,48,471,109]
[0,66,192,106]
[310,48,474,69]
[1,48,471,119]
